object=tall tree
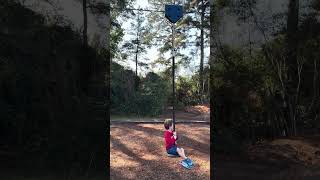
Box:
[285,0,299,136]
[200,0,205,94]
[134,10,141,77]
[105,0,110,168]
[83,0,88,46]
[209,0,215,154]
[180,0,210,97]
[121,7,151,77]
[194,0,210,95]
[147,0,207,75]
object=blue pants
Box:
[167,145,180,156]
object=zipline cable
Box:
[110,7,198,14]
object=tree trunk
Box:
[104,0,111,171]
[200,0,205,96]
[209,0,217,155]
[209,0,215,109]
[135,12,140,77]
[286,0,299,136]
[83,0,88,46]
[313,59,318,100]
[135,52,138,77]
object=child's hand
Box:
[173,132,177,139]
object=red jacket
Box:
[164,130,178,150]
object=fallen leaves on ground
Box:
[110,124,210,180]
[184,105,210,114]
[247,136,320,167]
[158,105,210,121]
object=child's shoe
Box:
[180,159,192,169]
[186,158,193,167]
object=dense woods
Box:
[211,0,320,152]
[1,0,320,178]
[0,0,108,175]
[0,0,210,175]
[110,0,210,117]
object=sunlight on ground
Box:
[185,105,210,114]
[140,154,158,161]
[110,124,210,180]
[111,157,141,168]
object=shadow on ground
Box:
[110,124,210,180]
[214,135,320,180]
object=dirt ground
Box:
[111,105,210,122]
[158,105,210,121]
[215,136,320,180]
[247,136,320,167]
[110,123,210,180]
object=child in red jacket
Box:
[164,119,193,168]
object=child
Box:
[164,119,193,168]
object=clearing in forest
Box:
[110,123,210,180]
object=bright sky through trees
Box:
[21,0,209,77]
[118,0,210,77]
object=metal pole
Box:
[172,23,176,131]
[172,0,176,131]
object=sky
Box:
[19,0,294,77]
[118,0,159,74]
[21,0,209,77]
[117,0,210,77]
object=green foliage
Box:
[211,45,270,142]
[176,76,199,106]
[111,64,170,116]
[136,72,170,116]
[212,4,320,142]
[111,26,125,58]
[0,0,106,169]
